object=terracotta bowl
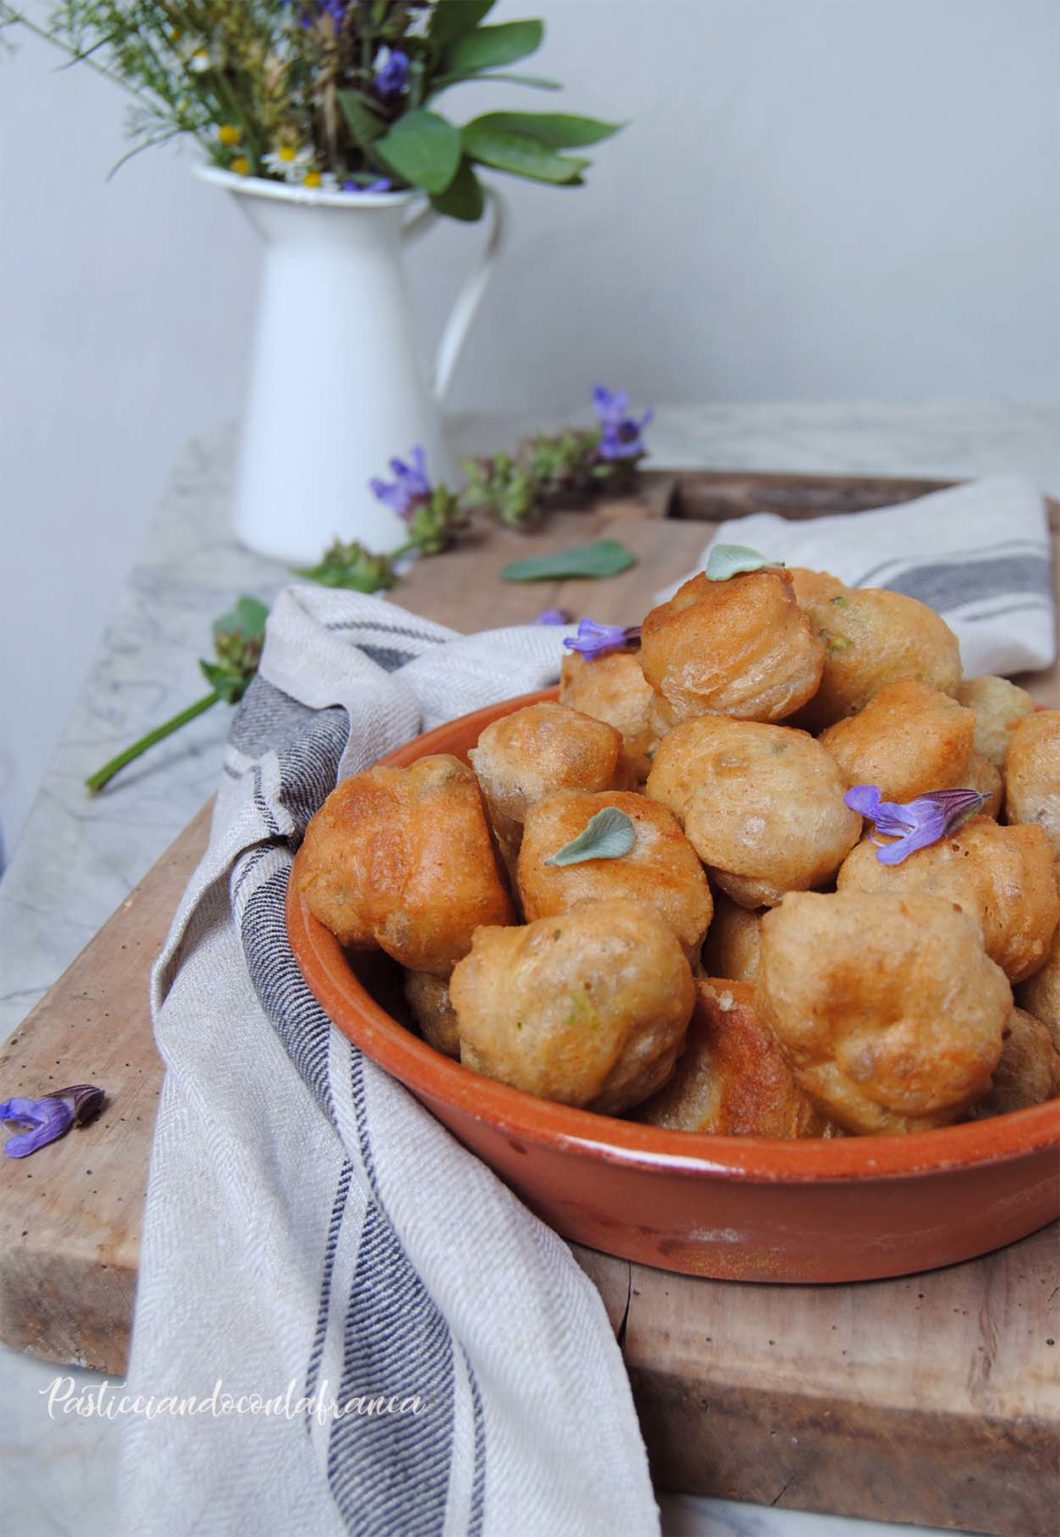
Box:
[286,689,1060,1283]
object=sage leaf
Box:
[337,90,387,146]
[463,123,588,184]
[544,807,636,866]
[501,539,636,582]
[428,0,497,53]
[435,72,561,91]
[462,111,622,149]
[376,110,462,195]
[429,157,485,221]
[705,543,784,581]
[444,19,543,75]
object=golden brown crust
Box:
[517,790,713,960]
[837,819,1059,983]
[819,679,975,801]
[968,1008,1060,1118]
[639,568,824,724]
[469,701,631,867]
[559,652,658,783]
[700,894,763,982]
[755,891,1010,1134]
[790,583,962,732]
[635,978,837,1137]
[449,899,696,1114]
[1005,710,1060,857]
[963,751,1003,820]
[956,675,1036,770]
[646,715,861,908]
[1017,860,1060,1029]
[298,754,514,975]
[403,970,460,1058]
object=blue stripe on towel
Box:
[327,1199,455,1535]
[304,1161,354,1427]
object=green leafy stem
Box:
[84,414,644,793]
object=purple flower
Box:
[342,177,393,194]
[563,619,641,660]
[1,1095,74,1158]
[369,444,432,521]
[373,47,410,98]
[533,608,574,625]
[592,385,653,462]
[844,784,988,866]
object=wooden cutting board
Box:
[1,473,1058,1536]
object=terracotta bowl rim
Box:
[286,687,1060,1185]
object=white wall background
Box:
[1,0,1058,853]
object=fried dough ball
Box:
[819,680,975,801]
[469,701,630,868]
[449,899,695,1114]
[755,892,1010,1134]
[517,790,713,961]
[635,979,837,1137]
[956,675,1036,770]
[788,566,847,607]
[790,581,962,732]
[837,819,1059,983]
[963,751,1003,820]
[646,716,861,908]
[298,754,513,975]
[1018,863,1060,1030]
[969,1009,1060,1118]
[403,971,460,1059]
[1005,711,1060,857]
[559,652,658,783]
[700,894,763,982]
[639,569,824,724]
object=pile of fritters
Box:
[298,562,1060,1137]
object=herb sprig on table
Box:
[84,386,650,793]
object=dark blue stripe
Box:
[327,1201,455,1535]
[304,1161,354,1429]
[464,1345,487,1537]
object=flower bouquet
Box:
[2,0,619,217]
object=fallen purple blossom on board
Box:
[1,1096,70,1158]
[533,608,574,625]
[844,785,988,865]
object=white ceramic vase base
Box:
[197,168,504,563]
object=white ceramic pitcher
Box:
[197,167,504,562]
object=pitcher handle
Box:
[402,188,506,401]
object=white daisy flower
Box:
[263,144,315,183]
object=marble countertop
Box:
[5,397,1055,1535]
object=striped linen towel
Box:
[119,586,657,1537]
[659,473,1056,678]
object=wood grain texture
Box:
[0,801,212,1373]
[1,473,1057,1533]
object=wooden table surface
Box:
[1,470,1057,1535]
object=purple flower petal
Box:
[592,386,652,461]
[0,1095,75,1158]
[373,47,409,98]
[846,784,989,866]
[563,619,641,660]
[534,608,574,625]
[369,444,432,521]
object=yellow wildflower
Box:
[231,156,250,176]
[218,124,241,147]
